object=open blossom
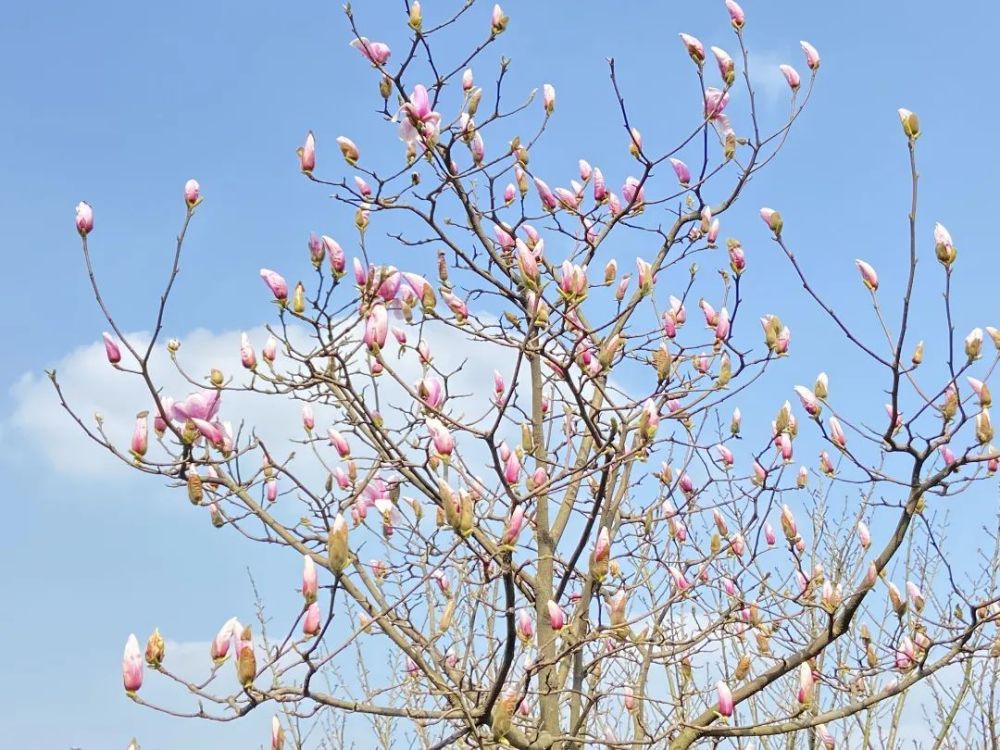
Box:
[399,84,442,145]
[350,37,391,65]
[704,87,730,119]
[123,634,143,693]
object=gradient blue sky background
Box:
[2,1,997,748]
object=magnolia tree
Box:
[61,1,1000,748]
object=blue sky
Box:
[2,1,997,748]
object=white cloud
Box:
[746,49,795,107]
[2,320,520,484]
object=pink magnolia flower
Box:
[516,608,533,641]
[240,332,257,370]
[327,429,350,458]
[130,412,148,459]
[441,289,469,322]
[669,157,691,186]
[704,87,730,119]
[593,526,611,564]
[759,207,782,233]
[303,601,321,636]
[298,131,316,173]
[895,636,916,670]
[780,64,801,90]
[622,177,645,209]
[123,634,143,693]
[364,303,389,351]
[716,444,734,468]
[542,83,556,114]
[462,68,474,91]
[75,201,95,236]
[319,236,344,275]
[211,617,239,662]
[798,662,814,703]
[272,716,285,750]
[725,0,745,28]
[504,449,522,484]
[819,450,835,476]
[815,725,835,750]
[503,183,516,204]
[678,33,705,64]
[714,307,730,340]
[855,259,879,290]
[399,84,442,145]
[302,554,318,601]
[534,177,558,211]
[184,179,200,207]
[764,523,777,546]
[716,681,734,717]
[171,390,221,423]
[336,136,359,165]
[906,580,925,611]
[707,218,720,245]
[668,566,690,591]
[501,505,525,547]
[794,386,822,417]
[711,46,735,85]
[103,332,122,364]
[350,37,391,66]
[780,504,797,539]
[800,41,821,71]
[417,377,444,410]
[730,533,745,557]
[426,418,455,458]
[828,416,847,449]
[547,600,566,630]
[593,168,607,202]
[490,3,508,34]
[858,520,871,549]
[259,269,288,302]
